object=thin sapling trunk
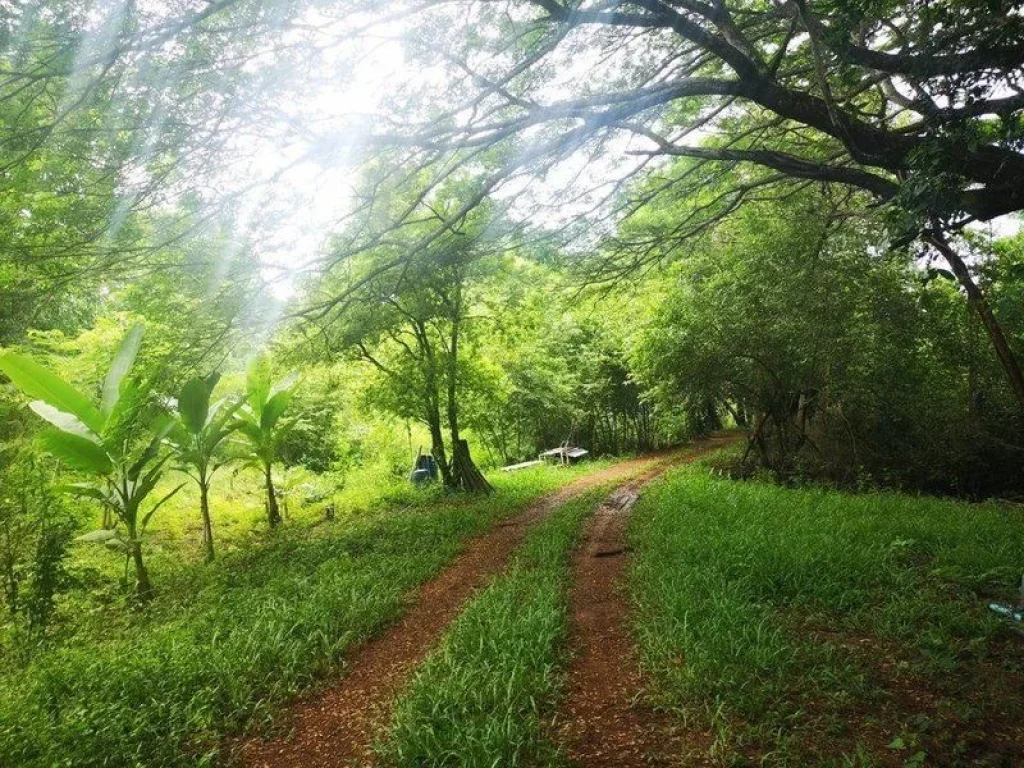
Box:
[126,522,153,600]
[927,232,1024,411]
[265,463,281,528]
[199,480,214,562]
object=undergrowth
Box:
[0,464,601,767]
[629,465,1024,765]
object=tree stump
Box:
[450,438,493,493]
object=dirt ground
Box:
[556,435,738,767]
[234,451,685,768]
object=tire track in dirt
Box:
[235,451,687,768]
[557,434,740,767]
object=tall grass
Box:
[629,467,1024,763]
[379,489,608,766]
[0,465,598,767]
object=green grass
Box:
[0,463,604,768]
[628,465,1024,765]
[378,488,608,767]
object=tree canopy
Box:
[0,0,1022,591]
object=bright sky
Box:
[225,7,657,300]
[231,29,409,299]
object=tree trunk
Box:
[127,527,153,600]
[927,232,1024,410]
[704,399,723,433]
[450,438,493,493]
[265,464,281,528]
[199,481,214,562]
[414,315,451,487]
[442,287,490,492]
[427,411,452,487]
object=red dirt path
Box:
[557,434,739,766]
[235,451,684,768]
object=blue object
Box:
[409,468,433,486]
[988,603,1024,622]
[410,452,439,485]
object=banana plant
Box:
[233,353,297,528]
[165,373,241,562]
[0,325,181,599]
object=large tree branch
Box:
[533,0,763,79]
[629,141,899,198]
[822,31,1024,78]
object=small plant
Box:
[234,353,297,528]
[0,325,181,599]
[165,373,241,561]
[0,452,76,645]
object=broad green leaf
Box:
[204,399,242,454]
[101,324,144,417]
[246,353,272,413]
[128,439,163,482]
[132,456,171,506]
[178,377,210,435]
[56,483,111,503]
[261,389,293,431]
[208,396,244,433]
[39,429,113,475]
[235,418,263,443]
[166,420,190,446]
[102,377,141,443]
[204,371,222,394]
[0,351,104,433]
[29,401,100,442]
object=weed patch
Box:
[629,468,1024,764]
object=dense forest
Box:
[1,1,1022,766]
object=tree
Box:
[0,1,282,343]
[0,450,76,645]
[0,325,181,599]
[166,374,242,562]
[234,353,297,528]
[300,185,500,493]
[469,305,663,460]
[314,0,1024,409]
[628,189,1024,491]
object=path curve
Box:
[235,451,685,768]
[557,434,740,766]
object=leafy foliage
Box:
[0,466,590,767]
[0,325,179,598]
[0,453,77,649]
[166,373,242,561]
[234,353,297,527]
[629,190,1024,493]
[0,1,1022,762]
